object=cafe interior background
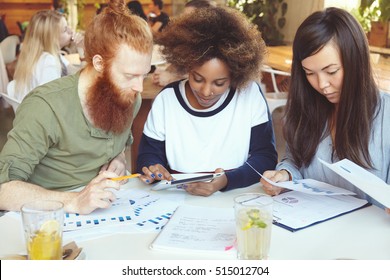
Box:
[1,0,389,163]
[0,0,370,45]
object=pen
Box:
[109,173,141,181]
[245,161,263,177]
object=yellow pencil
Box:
[109,173,141,181]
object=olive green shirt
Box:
[0,72,141,191]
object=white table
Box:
[1,181,390,260]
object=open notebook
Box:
[150,205,236,254]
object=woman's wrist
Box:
[280,169,292,181]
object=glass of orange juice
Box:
[21,200,64,260]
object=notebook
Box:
[149,205,236,254]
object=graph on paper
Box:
[63,188,181,232]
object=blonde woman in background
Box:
[7,10,73,103]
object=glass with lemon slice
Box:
[234,193,273,260]
[21,200,64,260]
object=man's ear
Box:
[92,54,104,73]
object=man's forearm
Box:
[0,180,76,212]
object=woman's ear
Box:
[92,54,104,73]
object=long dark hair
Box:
[284,7,378,168]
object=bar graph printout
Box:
[260,175,355,195]
[272,191,369,231]
[63,188,183,232]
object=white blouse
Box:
[7,52,61,102]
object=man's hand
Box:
[66,171,120,214]
[100,152,127,182]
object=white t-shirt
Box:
[143,80,269,172]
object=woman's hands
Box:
[140,164,174,184]
[72,32,85,60]
[261,169,291,195]
[140,165,227,196]
[185,168,227,196]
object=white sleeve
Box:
[249,82,269,127]
[143,91,167,141]
[35,53,61,86]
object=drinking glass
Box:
[234,193,273,260]
[21,200,64,260]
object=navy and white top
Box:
[137,79,278,191]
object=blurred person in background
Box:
[127,0,147,21]
[7,10,73,103]
[148,0,169,34]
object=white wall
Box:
[282,0,325,44]
[324,0,360,10]
[282,0,360,44]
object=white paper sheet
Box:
[150,205,236,254]
[261,175,355,195]
[319,158,390,208]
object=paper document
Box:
[319,158,390,208]
[261,175,355,195]
[150,205,236,254]
[63,188,183,232]
[273,191,369,232]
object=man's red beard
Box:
[86,69,136,134]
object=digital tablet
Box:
[151,172,224,191]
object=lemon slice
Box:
[39,220,60,235]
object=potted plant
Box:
[227,0,288,46]
[358,0,390,47]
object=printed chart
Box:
[63,188,182,232]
